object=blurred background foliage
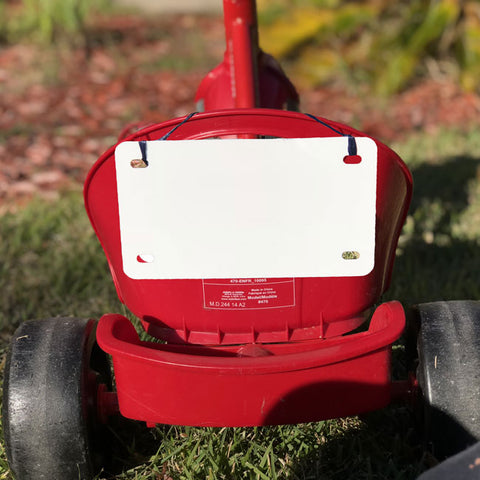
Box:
[0,0,110,45]
[258,0,480,94]
[0,0,479,95]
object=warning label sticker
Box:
[203,278,295,310]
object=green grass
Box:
[0,191,122,334]
[387,129,480,305]
[1,128,480,479]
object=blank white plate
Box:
[115,137,377,279]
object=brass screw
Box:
[130,159,147,168]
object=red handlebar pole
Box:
[195,0,299,114]
[223,0,259,108]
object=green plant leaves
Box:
[375,0,461,94]
[0,0,110,45]
[260,7,336,58]
[460,1,480,91]
[259,0,480,94]
[260,3,379,58]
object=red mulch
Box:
[1,13,480,210]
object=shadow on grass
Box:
[409,156,480,223]
[100,417,162,479]
[289,408,425,480]
[390,238,480,305]
[388,154,480,305]
[260,382,425,480]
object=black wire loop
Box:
[304,113,358,157]
[137,112,198,164]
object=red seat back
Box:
[84,109,412,345]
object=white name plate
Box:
[115,137,377,279]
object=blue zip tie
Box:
[138,112,198,164]
[305,113,358,157]
[348,135,357,156]
[138,140,148,166]
[159,112,197,140]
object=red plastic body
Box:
[86,109,412,425]
[85,110,412,347]
[85,0,414,427]
[97,301,405,426]
[195,0,299,111]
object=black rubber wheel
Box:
[414,301,480,459]
[2,317,112,480]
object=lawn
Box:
[1,127,480,479]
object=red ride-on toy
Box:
[3,1,480,479]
